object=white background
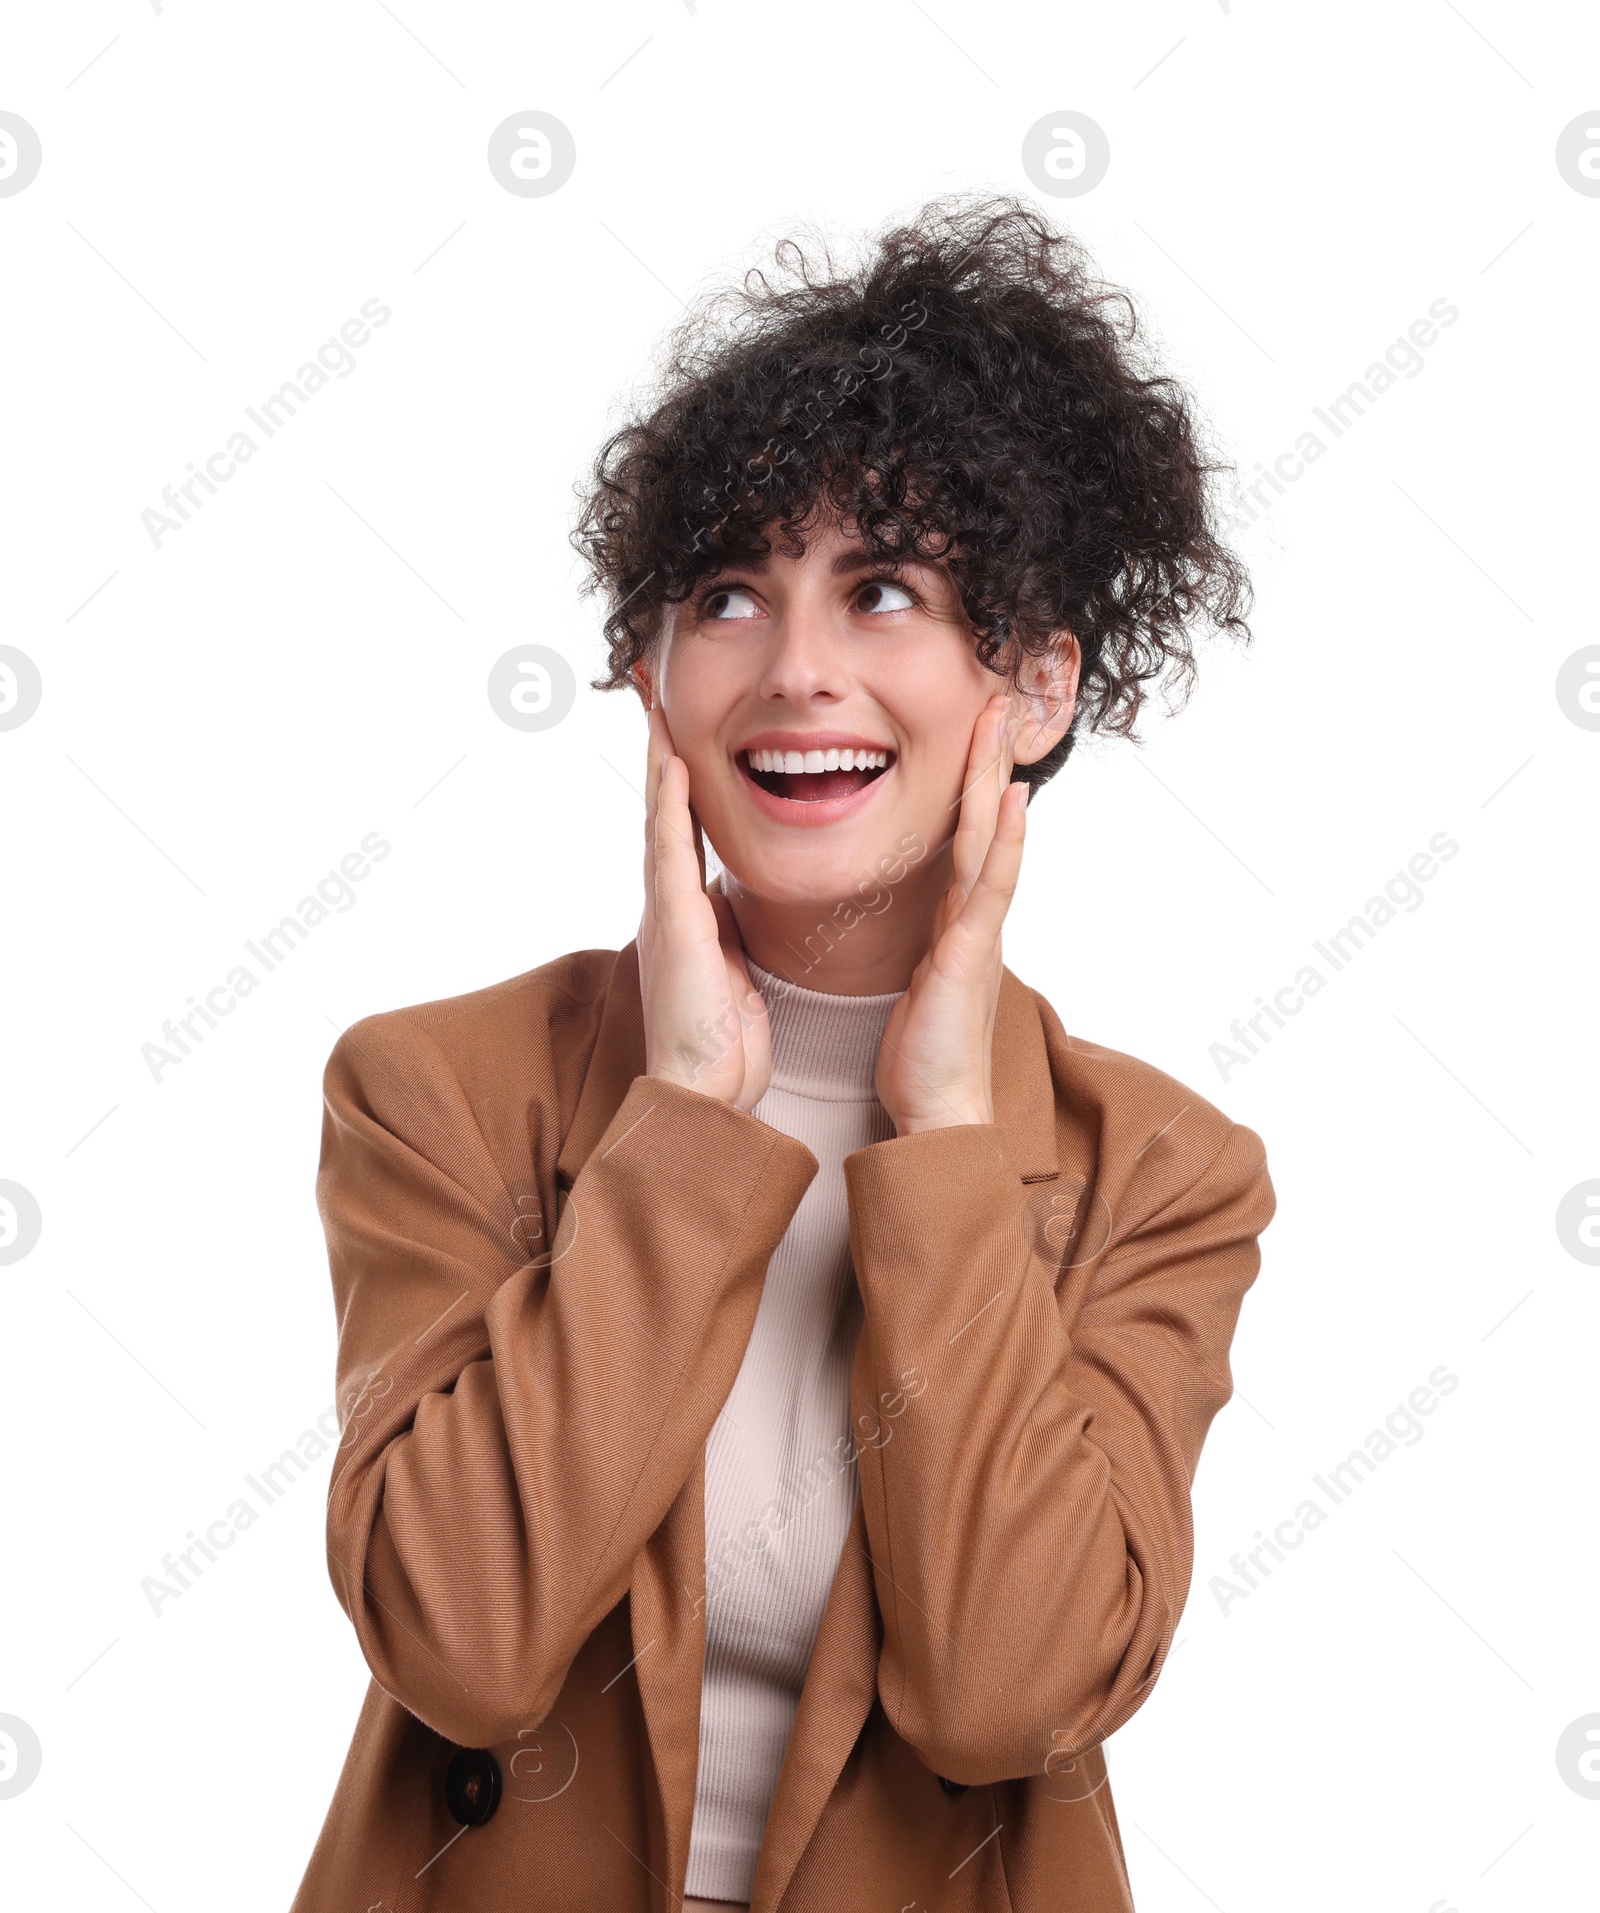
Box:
[2,2,1596,1909]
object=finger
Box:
[646,703,687,836]
[690,799,709,893]
[642,706,660,940]
[948,777,1027,954]
[950,695,1009,904]
[713,898,766,1028]
[645,704,703,909]
[947,698,997,895]
[642,704,670,941]
[653,754,709,930]
[707,885,738,952]
[645,699,663,799]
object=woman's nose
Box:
[756,597,850,704]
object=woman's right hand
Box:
[638,703,772,1111]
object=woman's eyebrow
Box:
[829,549,937,576]
[699,550,934,578]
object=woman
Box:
[290,198,1276,1913]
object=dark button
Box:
[445,1748,502,1827]
[937,1774,969,1796]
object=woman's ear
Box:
[1008,634,1081,766]
[631,660,655,712]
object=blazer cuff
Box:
[580,1072,821,1273]
[842,1122,1028,1338]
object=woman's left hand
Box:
[875,694,1028,1136]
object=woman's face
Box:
[643,516,1078,912]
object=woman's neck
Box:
[716,857,948,996]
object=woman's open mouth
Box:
[737,743,896,825]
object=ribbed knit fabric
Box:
[682,956,902,1905]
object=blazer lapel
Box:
[627,1451,709,1913]
[748,1492,880,1913]
[553,942,647,1189]
[751,965,1059,1910]
[990,962,1062,1181]
[552,941,1059,1912]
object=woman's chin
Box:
[714,838,908,916]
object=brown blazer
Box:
[290,940,1275,1913]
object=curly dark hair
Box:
[571,193,1251,792]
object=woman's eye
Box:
[701,586,760,621]
[855,580,915,614]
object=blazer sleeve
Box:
[316,1009,817,1749]
[842,1115,1275,1785]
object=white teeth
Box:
[747,746,892,773]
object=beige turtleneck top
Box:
[682,955,902,1909]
